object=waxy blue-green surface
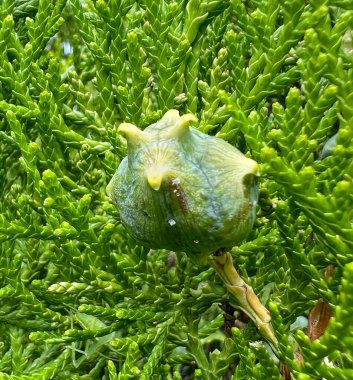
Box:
[110,111,259,262]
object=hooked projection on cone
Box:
[109,109,277,346]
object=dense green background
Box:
[0,0,353,379]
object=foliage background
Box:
[0,0,353,379]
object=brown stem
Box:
[208,251,278,348]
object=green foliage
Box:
[0,0,352,378]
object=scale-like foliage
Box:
[0,0,352,378]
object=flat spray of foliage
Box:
[0,0,352,379]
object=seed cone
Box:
[110,109,259,264]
